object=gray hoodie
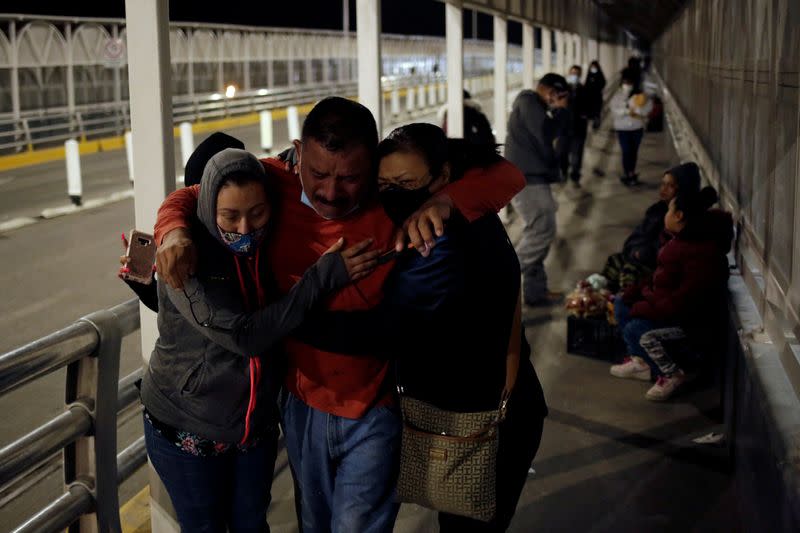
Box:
[141,148,349,443]
[504,90,560,185]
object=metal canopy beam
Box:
[438,0,623,43]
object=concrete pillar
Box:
[522,22,535,88]
[588,38,599,66]
[65,24,76,119]
[125,131,134,182]
[493,15,507,143]
[187,29,195,99]
[10,21,20,123]
[287,105,301,141]
[260,111,273,151]
[65,139,82,205]
[124,1,178,531]
[446,0,464,138]
[356,0,382,132]
[541,27,552,74]
[179,122,194,168]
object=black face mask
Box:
[379,184,432,226]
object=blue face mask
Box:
[217,225,266,255]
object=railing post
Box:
[63,309,122,533]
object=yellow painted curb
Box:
[120,485,151,533]
[0,86,431,173]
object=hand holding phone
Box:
[121,230,157,285]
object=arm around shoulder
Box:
[442,159,524,222]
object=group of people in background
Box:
[505,54,731,403]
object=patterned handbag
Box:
[395,297,522,521]
[396,394,507,521]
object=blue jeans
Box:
[144,415,278,533]
[615,299,663,378]
[281,392,401,533]
[617,128,644,175]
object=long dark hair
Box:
[377,123,502,183]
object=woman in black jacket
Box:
[297,123,548,532]
[585,60,606,129]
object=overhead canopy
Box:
[438,0,624,43]
[594,0,689,46]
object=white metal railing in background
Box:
[0,299,145,533]
[0,72,519,156]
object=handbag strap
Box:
[498,292,522,422]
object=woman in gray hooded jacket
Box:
[140,148,378,533]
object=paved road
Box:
[0,120,291,224]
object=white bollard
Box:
[418,85,427,109]
[391,89,400,116]
[438,83,446,103]
[124,131,134,184]
[428,84,437,105]
[260,111,274,152]
[287,105,301,142]
[64,139,82,206]
[179,122,194,168]
[406,88,415,112]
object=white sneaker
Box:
[610,356,651,381]
[646,372,687,401]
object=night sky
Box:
[14,0,524,44]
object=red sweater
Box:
[154,157,524,419]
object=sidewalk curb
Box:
[41,189,135,219]
[0,217,38,233]
[0,188,136,235]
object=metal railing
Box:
[0,70,519,156]
[0,299,145,533]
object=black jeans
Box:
[438,367,546,532]
[568,135,587,183]
[617,128,644,176]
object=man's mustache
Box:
[313,195,351,207]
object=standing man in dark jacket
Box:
[505,73,569,306]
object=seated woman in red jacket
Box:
[610,186,733,401]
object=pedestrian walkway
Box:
[119,116,740,533]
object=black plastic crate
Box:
[566,315,625,360]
